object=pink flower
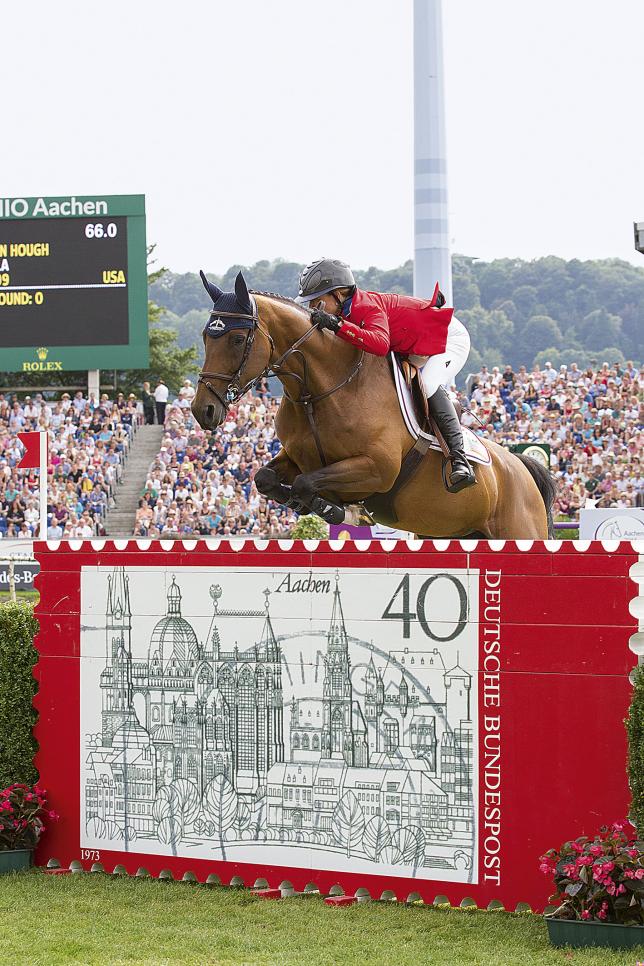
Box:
[627,849,639,859]
[636,869,644,880]
[581,910,591,920]
[570,842,584,853]
[589,845,603,856]
[611,822,625,832]
[563,863,579,879]
[48,810,59,821]
[597,907,607,920]
[576,856,593,866]
[539,862,553,875]
[617,884,626,894]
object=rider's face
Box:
[311,291,342,313]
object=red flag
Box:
[17,432,41,470]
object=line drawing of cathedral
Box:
[83,568,476,878]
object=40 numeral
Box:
[382,573,467,640]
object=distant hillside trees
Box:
[150,255,644,371]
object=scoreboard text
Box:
[0,195,148,372]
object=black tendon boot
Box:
[428,386,476,493]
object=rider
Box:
[296,258,476,492]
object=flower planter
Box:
[546,916,644,950]
[0,849,32,874]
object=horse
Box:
[191,271,556,539]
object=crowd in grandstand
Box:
[0,390,139,539]
[460,360,643,518]
[132,380,297,537]
[0,358,641,539]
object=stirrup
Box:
[441,456,477,494]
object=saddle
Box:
[364,357,489,524]
[399,359,452,459]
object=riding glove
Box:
[311,309,341,333]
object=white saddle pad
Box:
[391,355,492,467]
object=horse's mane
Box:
[250,290,311,317]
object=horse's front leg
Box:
[291,456,392,525]
[254,448,310,513]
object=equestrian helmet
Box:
[297,258,356,302]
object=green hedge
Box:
[627,664,644,831]
[0,603,38,788]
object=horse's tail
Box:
[514,454,558,539]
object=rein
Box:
[198,298,364,466]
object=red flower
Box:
[581,910,591,920]
[48,811,59,821]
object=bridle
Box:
[197,295,364,466]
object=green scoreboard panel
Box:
[0,195,148,372]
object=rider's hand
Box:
[311,308,341,333]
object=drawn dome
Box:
[148,577,199,670]
[113,714,150,749]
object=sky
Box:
[3,0,644,274]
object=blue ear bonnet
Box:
[200,270,255,339]
[205,296,255,339]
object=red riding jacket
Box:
[336,283,454,357]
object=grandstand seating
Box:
[1,360,641,539]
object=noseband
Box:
[197,295,364,466]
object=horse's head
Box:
[191,270,270,431]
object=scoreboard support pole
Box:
[88,370,100,403]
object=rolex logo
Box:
[23,346,62,372]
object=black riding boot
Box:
[428,386,476,493]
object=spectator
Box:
[154,380,169,425]
[142,381,155,425]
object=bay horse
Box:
[191,272,555,539]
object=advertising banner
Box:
[34,540,638,910]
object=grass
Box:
[0,873,643,965]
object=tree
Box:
[171,778,200,833]
[116,322,198,396]
[577,308,622,352]
[332,791,365,858]
[363,816,391,862]
[86,816,107,839]
[152,785,180,824]
[115,247,198,395]
[521,315,563,366]
[626,665,644,831]
[157,816,181,846]
[289,516,329,540]
[392,826,426,865]
[204,775,238,844]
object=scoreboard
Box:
[0,195,148,372]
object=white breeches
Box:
[413,317,471,399]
